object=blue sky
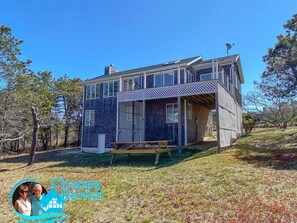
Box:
[0,0,296,94]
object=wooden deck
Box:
[110,140,172,165]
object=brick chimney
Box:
[104,64,118,75]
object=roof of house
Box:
[82,54,244,84]
[40,189,67,205]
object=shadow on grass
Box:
[0,144,217,170]
[234,139,297,170]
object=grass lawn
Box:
[1,128,297,222]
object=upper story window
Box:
[200,73,212,81]
[103,80,119,98]
[186,70,195,83]
[154,71,174,87]
[86,84,100,100]
[123,76,143,91]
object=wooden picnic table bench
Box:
[110,140,172,165]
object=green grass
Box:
[1,128,297,222]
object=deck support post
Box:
[142,100,146,141]
[178,96,182,153]
[110,154,116,164]
[116,101,120,142]
[155,153,160,165]
[215,92,221,153]
[132,101,135,141]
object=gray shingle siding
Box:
[82,97,117,148]
[145,98,185,146]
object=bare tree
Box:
[244,91,296,129]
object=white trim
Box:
[212,60,215,79]
[82,65,188,85]
[184,99,187,146]
[215,60,219,79]
[119,77,122,92]
[186,56,202,66]
[177,67,180,84]
[116,101,119,142]
[144,73,147,89]
[81,86,85,152]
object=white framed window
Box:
[127,106,132,121]
[154,71,174,87]
[85,110,95,126]
[154,74,163,87]
[123,76,143,91]
[200,73,212,81]
[103,81,118,97]
[186,70,195,83]
[187,104,192,120]
[86,84,100,100]
[164,72,174,86]
[133,76,142,90]
[166,103,178,123]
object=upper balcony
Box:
[117,60,242,105]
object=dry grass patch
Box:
[0,128,297,222]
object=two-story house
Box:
[81,54,244,153]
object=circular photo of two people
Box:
[12,181,47,216]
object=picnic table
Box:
[110,140,172,165]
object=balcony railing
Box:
[117,64,238,102]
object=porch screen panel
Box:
[118,101,143,142]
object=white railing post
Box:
[216,60,219,79]
[212,60,215,79]
[144,72,147,89]
[177,67,180,84]
[119,77,122,92]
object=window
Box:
[166,103,178,123]
[86,84,100,100]
[123,76,143,91]
[186,70,195,83]
[127,106,132,121]
[85,110,95,126]
[114,81,119,95]
[108,82,113,97]
[127,78,133,91]
[103,81,118,97]
[180,69,185,84]
[133,77,142,90]
[154,71,174,87]
[154,74,163,87]
[164,72,174,86]
[187,104,192,120]
[200,73,212,81]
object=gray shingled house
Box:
[81,54,244,153]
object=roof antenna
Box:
[225,43,234,56]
